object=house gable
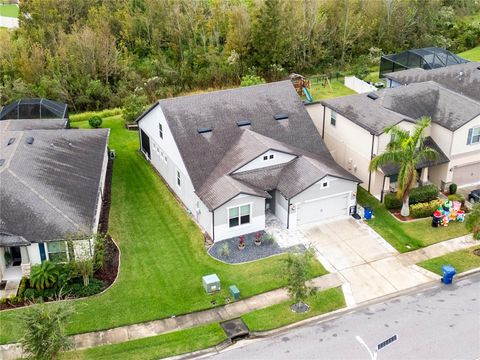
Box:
[232,149,297,174]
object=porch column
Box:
[20,246,31,277]
[420,167,429,185]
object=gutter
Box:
[212,210,215,242]
[286,199,290,229]
[367,134,375,193]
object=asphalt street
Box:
[206,273,480,360]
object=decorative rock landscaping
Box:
[208,231,306,264]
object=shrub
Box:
[17,277,28,299]
[219,243,230,258]
[30,261,59,291]
[448,194,465,206]
[93,234,106,271]
[449,183,457,195]
[410,199,443,219]
[88,115,102,128]
[69,108,122,123]
[65,278,104,298]
[384,185,439,209]
[240,74,266,87]
[122,94,147,123]
[466,203,480,240]
[261,232,274,245]
[23,288,39,301]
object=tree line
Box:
[0,0,479,112]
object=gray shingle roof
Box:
[143,81,359,209]
[384,62,480,102]
[0,128,109,243]
[380,137,450,176]
[0,119,68,131]
[322,81,480,135]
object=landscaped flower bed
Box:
[208,231,306,264]
[0,235,119,310]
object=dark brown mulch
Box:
[95,235,119,287]
[473,248,480,257]
[98,158,113,234]
[390,210,417,221]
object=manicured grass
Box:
[458,45,480,62]
[0,115,326,344]
[62,323,227,360]
[418,246,480,276]
[307,77,356,101]
[70,108,123,123]
[0,4,18,18]
[357,187,470,253]
[242,287,345,332]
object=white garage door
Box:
[297,193,349,226]
[452,163,480,186]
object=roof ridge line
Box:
[7,169,88,233]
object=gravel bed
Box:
[208,231,305,264]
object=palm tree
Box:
[369,117,438,217]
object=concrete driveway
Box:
[302,218,438,305]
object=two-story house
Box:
[306,78,480,200]
[137,81,359,242]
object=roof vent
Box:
[0,159,4,166]
[26,137,34,145]
[197,127,212,134]
[273,113,289,120]
[7,138,15,146]
[477,66,480,70]
[236,120,251,127]
[367,92,379,100]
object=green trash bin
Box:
[229,285,240,301]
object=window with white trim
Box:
[269,154,274,159]
[467,127,480,145]
[159,123,163,139]
[263,155,268,160]
[330,111,336,126]
[176,170,181,188]
[321,181,329,188]
[228,204,251,227]
[47,241,69,262]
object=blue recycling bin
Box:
[229,285,240,301]
[441,265,456,284]
[364,207,373,220]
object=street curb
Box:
[166,268,480,360]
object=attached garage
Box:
[296,193,349,226]
[452,162,480,186]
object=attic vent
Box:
[26,137,34,145]
[477,66,480,70]
[236,120,251,127]
[7,138,15,146]
[197,127,212,134]
[273,113,288,120]
[367,92,379,100]
[0,159,4,166]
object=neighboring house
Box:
[137,81,359,242]
[306,79,480,200]
[0,99,109,282]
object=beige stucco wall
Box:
[451,114,480,156]
[305,103,325,137]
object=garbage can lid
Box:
[442,265,455,272]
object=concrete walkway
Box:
[302,219,478,305]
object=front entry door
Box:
[9,247,21,266]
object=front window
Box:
[159,123,163,139]
[47,241,68,262]
[228,204,251,227]
[467,127,480,145]
[330,111,336,126]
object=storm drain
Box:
[220,318,250,341]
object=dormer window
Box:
[159,123,163,139]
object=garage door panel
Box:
[297,194,348,226]
[453,163,480,186]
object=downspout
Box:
[286,199,291,229]
[367,134,375,193]
[321,106,326,139]
[381,175,386,203]
[212,210,215,242]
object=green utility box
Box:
[229,285,240,301]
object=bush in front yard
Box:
[449,183,457,195]
[88,115,103,128]
[410,199,443,219]
[448,194,465,206]
[384,184,439,209]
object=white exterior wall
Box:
[430,123,453,156]
[213,194,265,241]
[274,189,289,226]
[233,150,296,173]
[0,248,5,279]
[138,105,211,232]
[292,176,357,204]
[305,103,325,137]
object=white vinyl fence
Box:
[344,76,377,94]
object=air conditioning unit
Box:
[109,149,116,159]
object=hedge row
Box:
[384,184,439,210]
[410,199,443,219]
[69,108,122,123]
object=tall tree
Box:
[369,117,438,217]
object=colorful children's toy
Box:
[432,200,464,227]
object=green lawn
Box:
[0,4,19,18]
[458,45,480,62]
[307,77,356,101]
[242,287,345,332]
[62,323,227,360]
[418,246,480,276]
[357,187,470,253]
[0,115,326,344]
